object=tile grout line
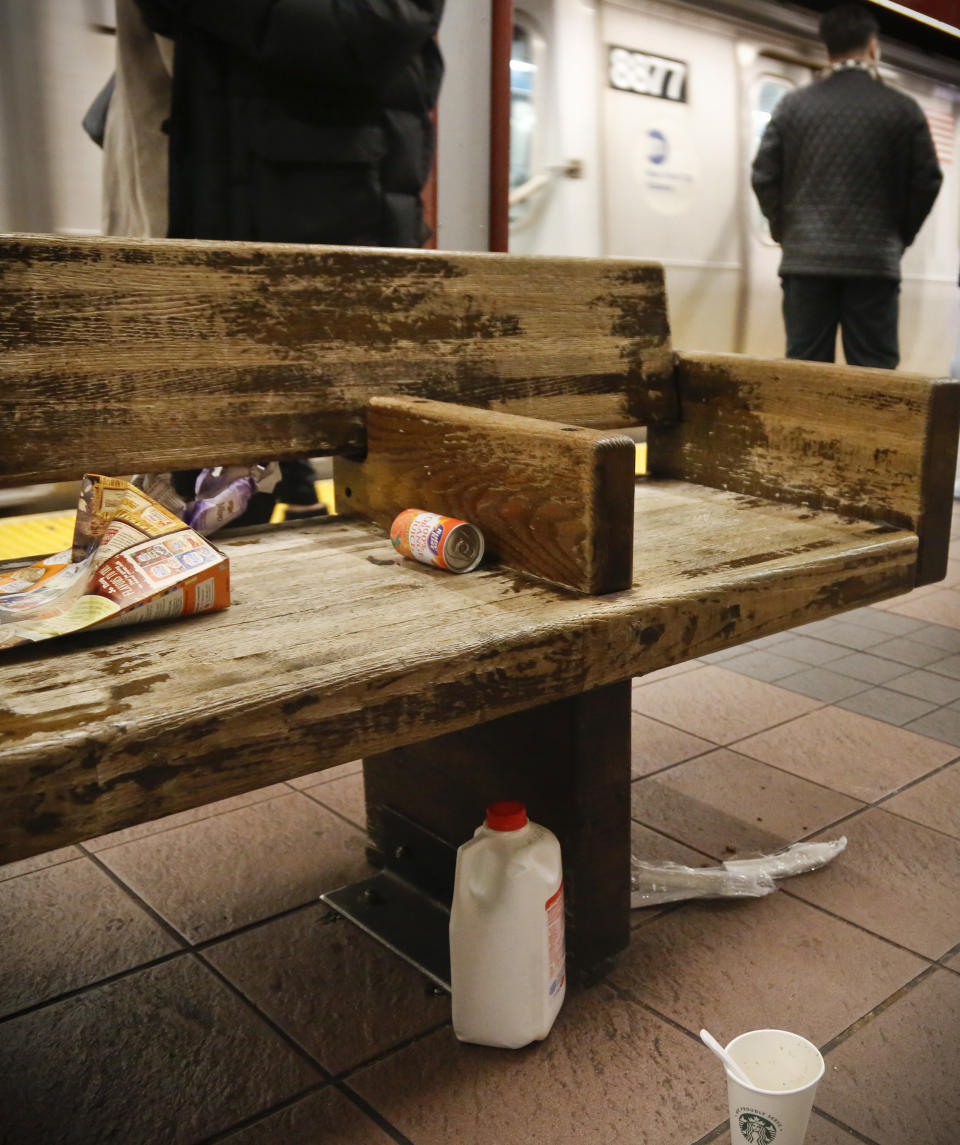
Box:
[804,795,960,850]
[298,785,367,834]
[198,937,453,1096]
[873,752,960,810]
[191,1080,330,1145]
[336,1017,453,1084]
[721,626,960,687]
[333,1082,419,1145]
[778,884,944,966]
[195,1078,420,1145]
[688,1121,731,1145]
[193,947,334,1078]
[84,789,295,855]
[193,898,330,953]
[78,843,193,947]
[810,1107,883,1144]
[817,964,941,1058]
[627,813,723,864]
[715,741,959,814]
[0,947,186,1026]
[602,978,723,1054]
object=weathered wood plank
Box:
[364,681,633,970]
[334,397,636,593]
[0,481,917,863]
[0,234,675,486]
[650,351,960,584]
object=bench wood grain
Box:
[0,483,917,864]
[333,397,637,593]
[0,234,674,486]
[2,232,957,969]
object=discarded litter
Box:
[630,838,847,908]
[132,463,281,536]
[0,474,230,649]
[390,508,485,573]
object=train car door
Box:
[738,48,814,359]
[598,1,741,352]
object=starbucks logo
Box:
[739,1112,778,1144]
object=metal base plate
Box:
[321,873,451,990]
[320,806,457,990]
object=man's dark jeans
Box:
[781,274,900,369]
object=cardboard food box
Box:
[0,474,230,649]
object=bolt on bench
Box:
[1,234,957,980]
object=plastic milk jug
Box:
[449,801,566,1048]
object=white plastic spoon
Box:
[699,1028,754,1087]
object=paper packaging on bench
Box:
[0,474,230,649]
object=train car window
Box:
[751,77,793,155]
[750,76,795,241]
[510,25,538,208]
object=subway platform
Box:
[1,508,959,1145]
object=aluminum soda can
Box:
[390,508,485,573]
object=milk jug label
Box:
[546,883,565,996]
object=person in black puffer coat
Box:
[135,0,444,249]
[95,0,444,523]
[751,2,941,369]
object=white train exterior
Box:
[500,0,960,374]
[1,0,958,375]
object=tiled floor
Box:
[4,530,960,1145]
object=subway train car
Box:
[0,0,957,377]
[505,0,960,374]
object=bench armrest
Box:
[648,351,960,585]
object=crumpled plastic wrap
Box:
[630,838,847,908]
[132,463,281,536]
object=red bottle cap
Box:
[485,800,528,831]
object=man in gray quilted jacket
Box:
[751,3,942,369]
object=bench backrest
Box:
[0,234,676,487]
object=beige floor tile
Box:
[630,820,713,869]
[711,1111,866,1144]
[788,809,960,959]
[943,950,960,971]
[85,783,291,851]
[939,558,960,588]
[765,635,849,665]
[0,955,319,1145]
[886,588,960,628]
[205,904,449,1074]
[881,761,960,839]
[288,760,364,791]
[607,893,926,1047]
[348,984,727,1145]
[734,706,957,802]
[630,712,715,777]
[0,857,180,1018]
[631,749,862,859]
[629,666,819,745]
[98,793,374,943]
[818,970,960,1145]
[221,1087,395,1145]
[632,660,703,686]
[305,773,366,830]
[0,844,80,883]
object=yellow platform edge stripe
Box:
[0,510,76,563]
[273,447,646,522]
[0,447,647,559]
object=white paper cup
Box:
[724,1029,825,1145]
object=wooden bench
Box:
[1,233,957,976]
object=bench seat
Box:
[0,477,917,866]
[2,232,956,969]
